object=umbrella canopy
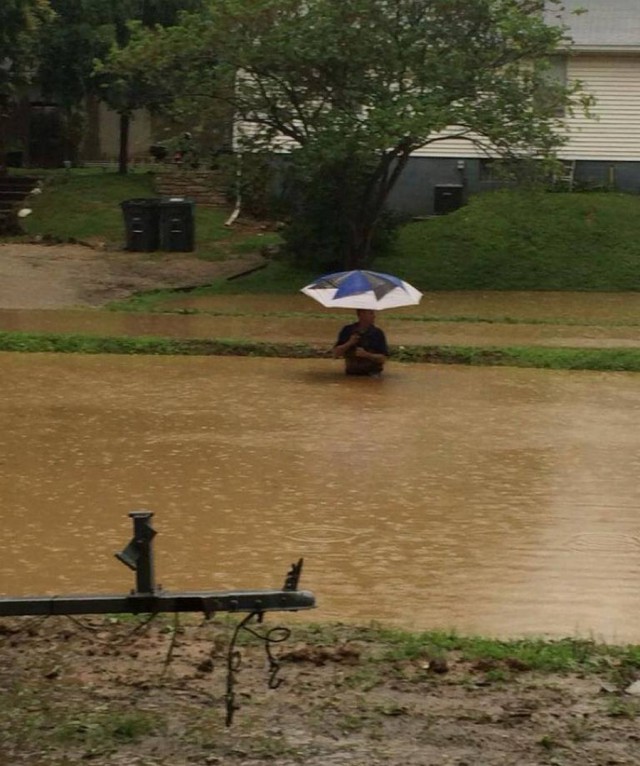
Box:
[301,269,422,310]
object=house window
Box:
[539,55,568,117]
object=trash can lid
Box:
[121,197,161,206]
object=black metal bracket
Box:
[0,511,315,618]
[0,511,315,726]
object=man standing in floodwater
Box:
[333,309,389,376]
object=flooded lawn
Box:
[1,352,639,642]
[154,290,640,323]
[2,292,640,349]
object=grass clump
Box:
[0,330,323,359]
[154,188,640,295]
[367,625,640,675]
[20,171,158,244]
[0,684,159,755]
[394,344,640,371]
[53,709,159,747]
[1,330,639,372]
[189,259,317,294]
[606,699,640,719]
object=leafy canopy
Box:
[0,0,53,110]
[129,0,583,154]
[109,0,589,266]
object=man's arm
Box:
[353,346,386,364]
[355,328,388,364]
[332,329,360,358]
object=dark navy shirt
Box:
[335,322,389,374]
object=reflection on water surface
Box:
[1,352,639,642]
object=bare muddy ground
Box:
[0,242,264,309]
[1,617,639,766]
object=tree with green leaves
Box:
[35,1,118,165]
[0,0,53,173]
[0,0,53,109]
[92,0,208,174]
[108,0,590,267]
[97,3,229,173]
[36,1,207,174]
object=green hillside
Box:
[377,189,640,291]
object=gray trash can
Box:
[159,197,195,252]
[121,198,161,251]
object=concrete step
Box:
[0,176,40,233]
[0,176,40,191]
[0,190,29,202]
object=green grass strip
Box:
[394,344,640,371]
[0,331,319,358]
[1,330,639,371]
[288,621,640,673]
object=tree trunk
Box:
[346,219,374,270]
[0,113,7,177]
[118,113,129,175]
[344,186,389,269]
[344,149,412,269]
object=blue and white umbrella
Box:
[301,269,422,310]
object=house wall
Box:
[389,52,640,215]
[387,156,640,217]
[385,158,468,217]
[572,160,640,192]
[558,54,640,161]
[81,102,231,164]
[411,54,640,162]
[81,101,153,161]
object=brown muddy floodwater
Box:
[154,291,640,324]
[1,352,639,642]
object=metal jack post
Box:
[0,511,316,726]
[115,511,157,594]
[0,511,315,618]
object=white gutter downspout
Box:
[224,151,243,227]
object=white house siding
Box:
[410,129,491,159]
[558,55,640,161]
[411,54,640,162]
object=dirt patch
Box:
[1,617,639,765]
[0,242,265,309]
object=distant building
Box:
[6,1,638,215]
[389,0,640,215]
[2,88,157,169]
